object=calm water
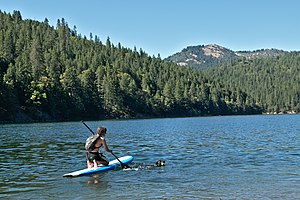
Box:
[1,115,300,199]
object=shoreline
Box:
[1,111,298,124]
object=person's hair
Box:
[97,126,107,135]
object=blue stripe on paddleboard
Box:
[63,156,133,177]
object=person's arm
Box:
[101,138,113,153]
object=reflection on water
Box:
[1,115,300,199]
[86,175,109,189]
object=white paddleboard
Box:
[63,155,134,177]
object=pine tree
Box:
[30,37,45,80]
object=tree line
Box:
[206,55,300,114]
[0,10,297,122]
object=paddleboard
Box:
[63,155,134,177]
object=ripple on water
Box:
[1,115,300,199]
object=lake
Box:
[1,115,300,199]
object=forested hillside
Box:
[206,55,300,114]
[0,11,298,122]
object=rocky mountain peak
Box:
[165,44,287,70]
[202,44,228,58]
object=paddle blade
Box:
[121,163,131,169]
[111,152,132,169]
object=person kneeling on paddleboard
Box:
[85,126,113,168]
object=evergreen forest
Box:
[0,11,299,122]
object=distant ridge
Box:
[236,48,287,59]
[165,44,288,69]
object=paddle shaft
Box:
[81,121,131,169]
[81,120,95,135]
[111,152,131,169]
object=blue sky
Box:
[1,0,300,58]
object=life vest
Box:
[85,134,100,152]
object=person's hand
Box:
[108,149,113,153]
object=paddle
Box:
[111,152,131,169]
[81,121,131,169]
[81,120,95,135]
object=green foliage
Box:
[0,10,297,122]
[206,54,300,114]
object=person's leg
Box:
[93,159,99,167]
[87,160,94,168]
[95,160,109,166]
[90,152,109,167]
[86,152,95,168]
[95,153,109,166]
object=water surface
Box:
[1,115,300,199]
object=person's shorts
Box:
[86,151,108,163]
